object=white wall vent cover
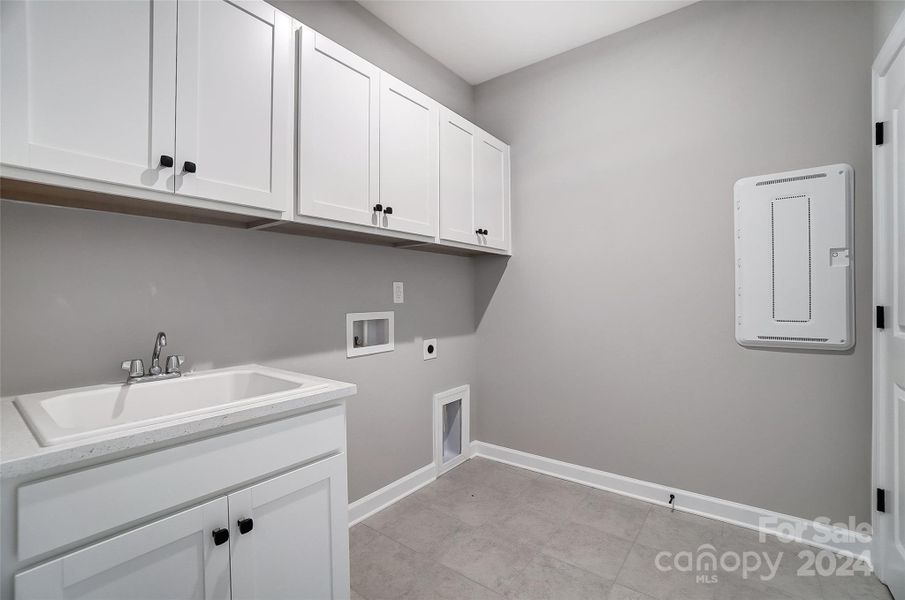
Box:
[734,164,853,350]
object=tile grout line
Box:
[608,505,655,595]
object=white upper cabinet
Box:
[298,27,380,227]
[439,109,511,251]
[15,498,231,600]
[1,0,177,192]
[474,129,510,251]
[439,110,477,245]
[1,0,292,215]
[1,4,509,252]
[175,0,293,212]
[228,455,350,600]
[378,74,439,237]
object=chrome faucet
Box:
[121,331,185,384]
[149,332,166,375]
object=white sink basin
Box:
[15,366,329,447]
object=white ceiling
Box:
[358,1,696,85]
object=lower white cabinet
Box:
[229,454,349,600]
[15,455,349,600]
[15,497,231,600]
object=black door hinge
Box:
[877,306,886,330]
[878,488,886,513]
[876,122,885,145]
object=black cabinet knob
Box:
[183,161,197,174]
[482,229,489,235]
[373,204,383,212]
[212,528,229,546]
[159,155,174,168]
[237,518,254,535]
[475,229,482,235]
[383,206,393,215]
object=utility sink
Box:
[14,366,329,447]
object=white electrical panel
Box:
[734,164,853,350]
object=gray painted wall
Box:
[270,0,474,120]
[473,1,874,524]
[0,201,476,502]
[874,1,905,56]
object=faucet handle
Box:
[121,359,144,378]
[165,355,185,374]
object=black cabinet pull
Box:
[373,204,383,212]
[482,229,489,235]
[212,528,229,546]
[237,518,254,535]
[183,161,197,174]
[383,206,393,215]
[475,229,482,235]
[159,155,174,168]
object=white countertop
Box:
[1,364,356,480]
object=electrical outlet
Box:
[393,281,404,304]
[423,338,437,360]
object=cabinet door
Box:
[474,129,510,251]
[298,27,380,227]
[229,454,350,600]
[439,109,477,245]
[0,0,176,191]
[379,74,438,237]
[175,0,292,212]
[15,498,230,600]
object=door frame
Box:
[872,7,905,589]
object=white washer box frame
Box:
[734,164,854,351]
[346,311,394,358]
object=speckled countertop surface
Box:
[1,364,356,480]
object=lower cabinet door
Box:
[15,497,231,600]
[228,454,350,600]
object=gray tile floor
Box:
[350,458,893,600]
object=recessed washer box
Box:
[734,164,853,351]
[346,312,394,357]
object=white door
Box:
[175,0,292,212]
[379,74,438,237]
[474,129,511,251]
[298,27,380,227]
[874,14,905,599]
[228,454,350,600]
[15,498,230,600]
[439,109,477,245]
[0,0,176,191]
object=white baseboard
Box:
[471,441,873,566]
[348,463,436,526]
